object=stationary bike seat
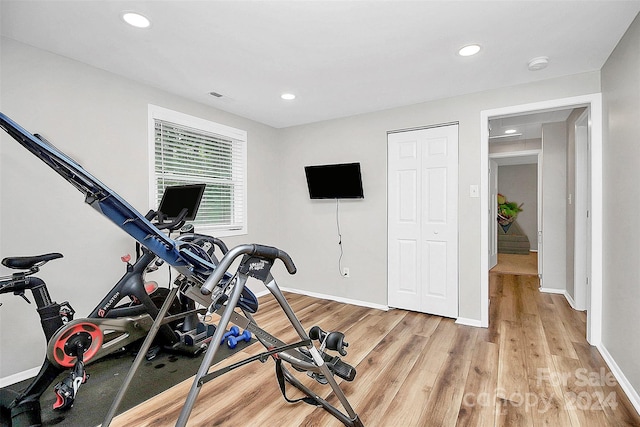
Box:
[2,253,63,270]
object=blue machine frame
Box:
[0,113,214,276]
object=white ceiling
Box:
[2,1,639,128]
[489,108,574,140]
[491,153,539,166]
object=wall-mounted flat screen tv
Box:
[304,162,364,199]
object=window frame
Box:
[148,104,248,236]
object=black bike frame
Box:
[87,249,178,344]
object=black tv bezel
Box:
[157,183,206,221]
[304,162,364,200]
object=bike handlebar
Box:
[145,208,189,232]
[248,244,297,274]
[200,244,297,295]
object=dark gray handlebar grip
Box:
[200,243,297,296]
[212,238,229,254]
[250,244,297,274]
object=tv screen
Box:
[304,163,364,199]
[158,183,206,221]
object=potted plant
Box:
[497,193,523,232]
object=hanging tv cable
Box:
[336,199,346,276]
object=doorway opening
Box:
[489,149,541,277]
[480,94,603,346]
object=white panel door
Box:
[388,124,458,318]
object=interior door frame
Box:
[489,150,542,276]
[488,159,498,269]
[574,109,590,311]
[480,93,602,346]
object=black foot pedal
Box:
[299,348,357,382]
[327,356,356,382]
[53,361,88,410]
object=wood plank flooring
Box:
[490,252,538,276]
[110,274,640,426]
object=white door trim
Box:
[489,150,542,276]
[574,109,590,311]
[480,93,602,346]
[488,159,498,270]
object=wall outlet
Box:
[342,267,350,278]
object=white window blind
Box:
[150,106,247,235]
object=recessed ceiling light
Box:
[504,129,517,134]
[458,44,481,57]
[281,93,296,100]
[122,12,151,29]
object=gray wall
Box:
[541,122,567,290]
[601,13,640,400]
[497,164,538,251]
[0,38,281,377]
[277,74,600,320]
[489,138,541,154]
[565,107,587,303]
[0,37,606,379]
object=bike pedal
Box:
[52,379,76,411]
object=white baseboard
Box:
[263,287,487,328]
[253,289,270,298]
[455,317,483,327]
[539,287,566,294]
[564,291,578,309]
[597,343,640,417]
[0,366,40,388]
[539,288,586,312]
[277,287,389,311]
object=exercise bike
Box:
[0,187,225,427]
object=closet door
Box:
[388,124,458,318]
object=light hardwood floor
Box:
[111,274,640,426]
